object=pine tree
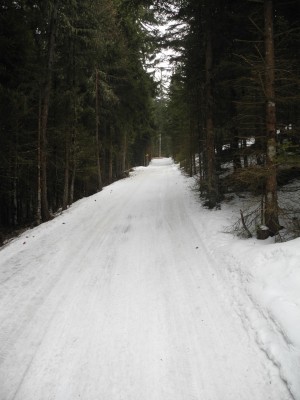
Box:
[264,0,279,234]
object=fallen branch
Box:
[240,209,253,238]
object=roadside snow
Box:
[190,187,300,400]
[0,158,298,400]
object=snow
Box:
[0,157,298,400]
[195,209,300,399]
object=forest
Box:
[0,0,299,242]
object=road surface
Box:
[0,158,291,399]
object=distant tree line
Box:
[1,0,299,241]
[0,0,158,235]
[162,0,299,239]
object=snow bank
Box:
[228,240,300,398]
[191,194,300,399]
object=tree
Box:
[95,69,103,191]
[39,0,60,222]
[264,0,279,234]
[0,0,157,238]
[203,0,219,208]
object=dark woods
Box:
[0,0,299,241]
[164,0,299,238]
[0,0,156,236]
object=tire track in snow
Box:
[0,160,293,400]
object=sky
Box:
[146,8,180,92]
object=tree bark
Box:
[205,6,218,208]
[62,130,69,211]
[122,132,127,176]
[13,123,19,226]
[69,42,77,206]
[232,128,242,171]
[40,0,59,221]
[108,128,113,183]
[95,69,103,192]
[36,90,42,225]
[243,139,248,168]
[264,0,279,235]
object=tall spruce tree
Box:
[0,0,157,236]
[264,0,279,234]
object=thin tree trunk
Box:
[12,167,18,226]
[69,115,77,205]
[232,128,242,170]
[36,90,42,225]
[192,153,196,176]
[108,129,113,183]
[40,0,59,221]
[69,41,77,206]
[205,8,218,208]
[264,0,279,235]
[243,139,248,167]
[95,69,103,192]
[189,118,195,176]
[69,165,75,205]
[122,132,127,176]
[62,130,69,210]
[13,123,18,226]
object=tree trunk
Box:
[12,123,19,226]
[69,118,77,206]
[40,0,59,221]
[243,139,248,168]
[69,45,77,206]
[62,130,69,211]
[36,90,42,225]
[232,128,242,170]
[108,130,113,184]
[95,69,103,192]
[205,7,218,208]
[264,0,279,235]
[122,132,127,176]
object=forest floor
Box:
[0,158,299,400]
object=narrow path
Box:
[0,159,291,400]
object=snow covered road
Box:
[0,158,292,400]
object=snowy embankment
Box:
[188,183,300,400]
[0,158,298,400]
